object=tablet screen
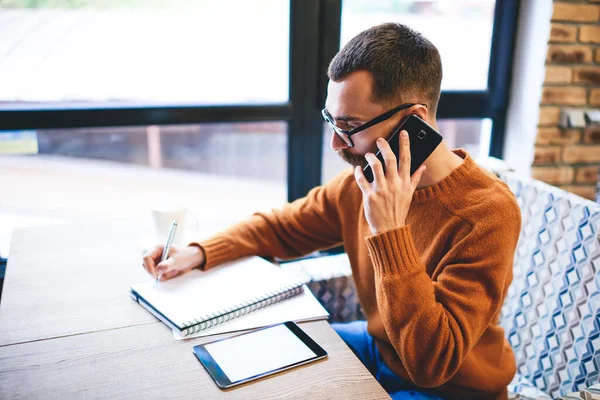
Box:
[194,321,327,388]
[205,323,316,382]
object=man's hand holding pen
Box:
[142,220,206,281]
[142,244,205,281]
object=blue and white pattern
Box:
[506,374,551,399]
[280,254,365,322]
[498,172,600,398]
[556,383,600,399]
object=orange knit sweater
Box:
[195,149,521,400]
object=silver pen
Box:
[157,220,178,282]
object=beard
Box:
[337,149,368,169]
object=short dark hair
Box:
[328,23,442,114]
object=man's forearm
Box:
[365,225,508,387]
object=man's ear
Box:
[410,104,428,121]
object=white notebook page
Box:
[172,284,329,339]
[130,256,302,329]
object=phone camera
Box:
[418,130,427,139]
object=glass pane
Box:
[32,121,287,182]
[1,122,287,236]
[1,122,287,253]
[321,119,490,183]
[0,0,289,105]
[341,0,496,90]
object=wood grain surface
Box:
[0,321,389,399]
[0,221,156,345]
[0,222,389,399]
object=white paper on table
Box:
[172,285,329,340]
[132,256,303,329]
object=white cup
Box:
[151,207,198,246]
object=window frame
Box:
[0,0,520,201]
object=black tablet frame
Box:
[192,321,328,389]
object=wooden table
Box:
[0,221,389,399]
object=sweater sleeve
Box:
[192,170,351,269]
[364,207,521,387]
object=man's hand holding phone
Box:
[354,130,426,235]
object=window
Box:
[341,0,497,90]
[35,121,287,183]
[319,0,518,182]
[0,122,287,227]
[0,0,519,205]
[0,0,289,105]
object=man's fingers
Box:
[354,166,371,194]
[158,260,180,281]
[365,152,385,184]
[398,130,411,179]
[376,138,397,179]
[411,165,427,187]
[142,245,163,277]
[160,269,180,281]
[156,258,175,276]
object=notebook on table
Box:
[172,283,329,339]
[130,256,310,337]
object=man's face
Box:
[324,71,407,169]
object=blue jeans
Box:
[332,321,444,400]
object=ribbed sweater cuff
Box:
[189,237,234,270]
[365,225,423,276]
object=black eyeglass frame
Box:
[321,102,427,148]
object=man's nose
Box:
[330,131,349,151]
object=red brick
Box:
[541,87,587,105]
[538,107,561,126]
[531,166,574,184]
[547,45,593,63]
[550,23,578,42]
[559,185,597,200]
[563,145,600,163]
[590,89,600,106]
[579,25,600,43]
[575,165,600,183]
[552,3,600,22]
[534,146,562,165]
[536,127,581,145]
[573,66,600,84]
[545,66,572,83]
[584,127,600,144]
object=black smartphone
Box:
[363,114,443,183]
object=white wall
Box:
[502,0,553,175]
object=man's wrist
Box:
[371,221,406,235]
[188,243,207,269]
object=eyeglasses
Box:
[321,103,427,148]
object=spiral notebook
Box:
[130,256,305,337]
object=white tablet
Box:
[193,321,328,389]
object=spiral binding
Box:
[180,282,304,336]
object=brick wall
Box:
[533,1,600,200]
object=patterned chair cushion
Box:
[497,172,600,398]
[280,254,365,322]
[507,374,551,399]
[555,383,600,399]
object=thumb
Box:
[156,258,176,274]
